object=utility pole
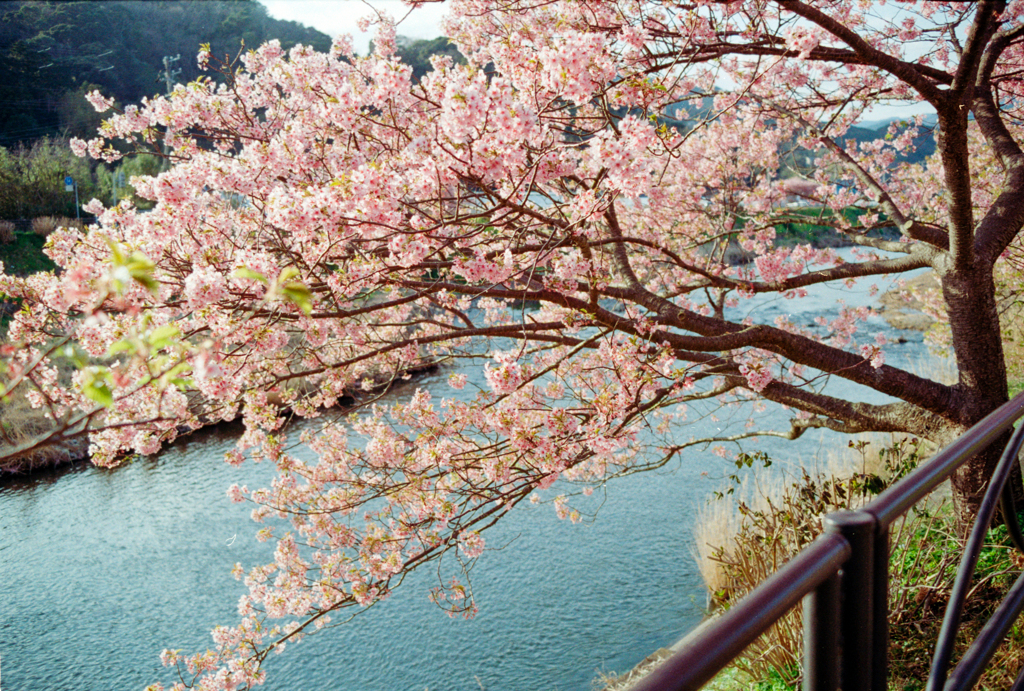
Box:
[112,169,125,205]
[159,55,181,168]
[161,54,181,97]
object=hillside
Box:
[0,0,332,146]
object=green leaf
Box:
[148,324,181,350]
[281,283,313,315]
[83,379,114,407]
[159,362,193,390]
[127,251,155,271]
[81,368,114,407]
[103,236,126,265]
[278,266,301,283]
[164,362,191,379]
[232,267,268,284]
[106,339,134,357]
[127,251,158,293]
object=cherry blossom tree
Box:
[4,1,1024,687]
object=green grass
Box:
[721,206,897,248]
[773,206,896,247]
[695,447,1024,691]
[705,666,796,691]
[886,508,1024,691]
[706,506,1024,691]
[0,232,57,276]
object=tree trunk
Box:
[942,265,1018,532]
[950,440,1022,537]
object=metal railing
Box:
[632,391,1024,691]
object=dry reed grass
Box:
[0,220,15,245]
[1002,300,1024,394]
[0,347,100,473]
[693,435,908,596]
[0,382,86,472]
[692,356,953,594]
[30,216,82,237]
[691,435,928,686]
[593,649,675,691]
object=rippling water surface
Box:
[1,256,935,690]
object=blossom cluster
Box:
[0,3,1001,688]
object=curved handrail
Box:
[867,392,1024,527]
[630,533,851,691]
[628,391,1024,691]
[927,420,1024,691]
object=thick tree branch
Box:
[951,1,1004,99]
[395,276,955,419]
[776,0,948,105]
[936,108,975,271]
[758,379,954,440]
[643,43,954,87]
[935,4,1007,271]
[973,21,1024,263]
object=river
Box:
[0,254,938,690]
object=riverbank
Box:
[875,269,1024,397]
[877,270,940,331]
[599,282,1024,690]
[0,360,439,476]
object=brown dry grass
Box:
[30,216,82,237]
[1002,299,1024,396]
[693,435,916,598]
[691,436,930,687]
[593,649,676,691]
[0,379,86,472]
[0,220,15,245]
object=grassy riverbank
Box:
[694,497,1024,691]
[0,232,57,276]
[0,358,439,475]
[593,431,1024,691]
[661,368,1024,691]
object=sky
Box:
[260,0,447,55]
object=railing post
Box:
[803,570,840,691]
[824,510,879,691]
[872,524,890,691]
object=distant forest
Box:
[0,0,462,147]
[0,0,466,220]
